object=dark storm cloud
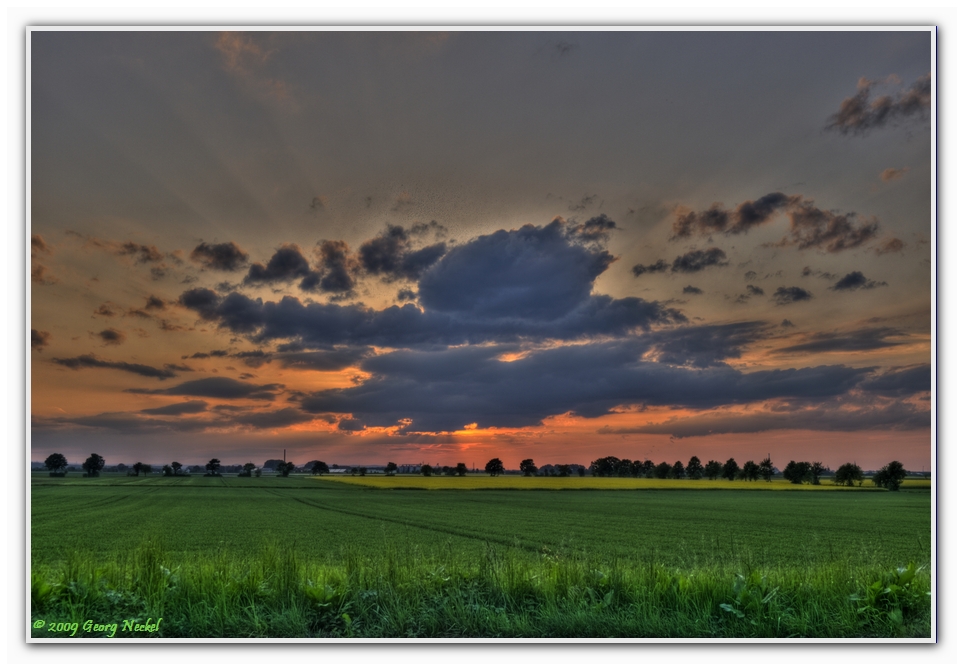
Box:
[141,400,209,415]
[297,340,871,433]
[859,364,930,397]
[52,354,177,379]
[358,224,447,283]
[235,408,314,429]
[671,247,728,273]
[631,259,669,276]
[826,73,931,135]
[310,239,356,294]
[338,418,366,432]
[782,201,879,252]
[125,376,283,400]
[672,193,797,238]
[772,286,813,305]
[397,288,418,302]
[418,220,613,320]
[682,285,703,295]
[31,329,51,350]
[244,244,314,285]
[641,321,772,367]
[275,347,374,371]
[97,328,126,345]
[190,241,250,271]
[599,399,928,438]
[830,271,887,291]
[771,327,906,355]
[179,220,684,347]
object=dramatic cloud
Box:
[190,241,250,271]
[125,376,283,400]
[671,247,728,273]
[672,194,880,252]
[771,327,905,355]
[418,220,614,320]
[31,329,51,351]
[358,224,447,282]
[641,321,772,367]
[826,73,931,135]
[52,354,177,379]
[600,399,928,438]
[782,201,879,252]
[772,286,813,305]
[830,271,887,291]
[632,259,669,276]
[141,400,209,415]
[244,244,314,286]
[303,240,356,294]
[275,347,374,371]
[672,193,797,238]
[566,214,617,244]
[859,364,930,397]
[97,328,126,345]
[298,341,871,433]
[880,167,909,182]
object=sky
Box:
[28,29,933,470]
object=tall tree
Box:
[82,453,105,477]
[834,462,864,486]
[484,458,504,476]
[873,461,907,491]
[520,459,537,476]
[671,461,686,479]
[685,456,704,480]
[810,462,826,485]
[206,458,221,476]
[44,453,67,475]
[759,457,775,482]
[742,460,760,481]
[455,462,468,477]
[171,461,183,475]
[722,458,740,481]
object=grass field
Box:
[29,474,932,639]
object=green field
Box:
[30,474,932,639]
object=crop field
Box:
[30,474,932,639]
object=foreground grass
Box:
[31,539,930,639]
[31,476,931,638]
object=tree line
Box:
[40,452,911,491]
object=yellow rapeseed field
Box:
[319,474,931,491]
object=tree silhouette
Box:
[653,462,672,479]
[671,461,686,479]
[873,461,907,491]
[722,458,740,481]
[421,464,433,476]
[44,453,67,476]
[810,462,826,485]
[742,460,760,481]
[484,458,504,476]
[206,458,221,476]
[384,462,397,476]
[520,458,537,476]
[834,462,864,486]
[704,460,722,480]
[782,460,811,484]
[172,461,183,475]
[82,453,105,477]
[455,462,468,476]
[759,457,775,482]
[685,456,703,480]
